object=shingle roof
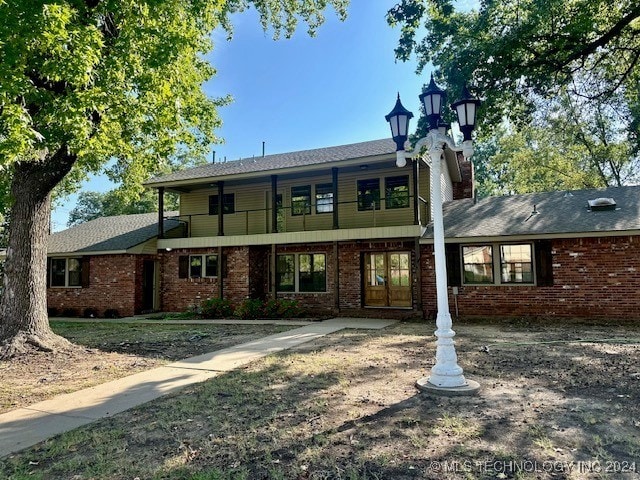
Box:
[48,212,180,254]
[425,185,640,240]
[145,138,397,186]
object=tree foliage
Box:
[67,189,179,226]
[0,0,348,357]
[387,0,640,194]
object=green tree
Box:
[387,0,639,193]
[67,189,180,226]
[0,0,348,358]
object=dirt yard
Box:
[0,321,295,414]
[1,319,640,479]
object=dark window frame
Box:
[315,183,334,214]
[291,186,311,216]
[357,178,381,211]
[275,253,327,293]
[385,175,410,209]
[209,194,235,215]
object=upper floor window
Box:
[315,183,334,214]
[209,194,235,215]
[385,175,410,209]
[462,243,534,285]
[291,186,311,216]
[49,258,82,287]
[357,178,380,211]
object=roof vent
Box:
[587,197,617,211]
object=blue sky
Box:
[51,1,431,230]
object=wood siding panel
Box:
[178,166,422,237]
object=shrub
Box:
[234,298,264,319]
[62,307,79,317]
[201,298,233,319]
[262,299,303,318]
[104,308,120,319]
[47,307,60,317]
[83,307,98,318]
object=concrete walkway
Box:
[0,317,395,459]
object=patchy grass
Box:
[1,321,640,479]
[0,321,294,414]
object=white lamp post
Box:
[385,75,481,395]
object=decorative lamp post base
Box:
[416,377,481,396]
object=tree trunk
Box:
[0,151,78,358]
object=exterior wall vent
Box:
[587,197,617,211]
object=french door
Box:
[364,252,412,307]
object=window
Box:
[49,258,83,287]
[315,183,334,214]
[276,254,295,291]
[385,176,410,209]
[463,245,494,284]
[188,254,218,278]
[291,186,311,216]
[209,194,235,215]
[299,254,326,292]
[357,179,380,211]
[276,253,326,292]
[461,243,535,285]
[500,244,534,283]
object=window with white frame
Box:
[49,258,82,287]
[275,253,326,292]
[462,243,534,285]
[189,254,218,278]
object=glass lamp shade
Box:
[419,74,446,131]
[385,94,414,151]
[451,84,481,141]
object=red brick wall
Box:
[338,240,421,319]
[160,247,251,312]
[273,243,335,315]
[47,254,143,317]
[422,236,640,320]
[452,153,474,200]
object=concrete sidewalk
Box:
[0,318,395,459]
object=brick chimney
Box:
[452,152,474,200]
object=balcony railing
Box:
[164,195,429,238]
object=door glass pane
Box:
[389,253,410,287]
[367,253,386,286]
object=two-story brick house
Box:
[146,138,465,318]
[46,138,640,320]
